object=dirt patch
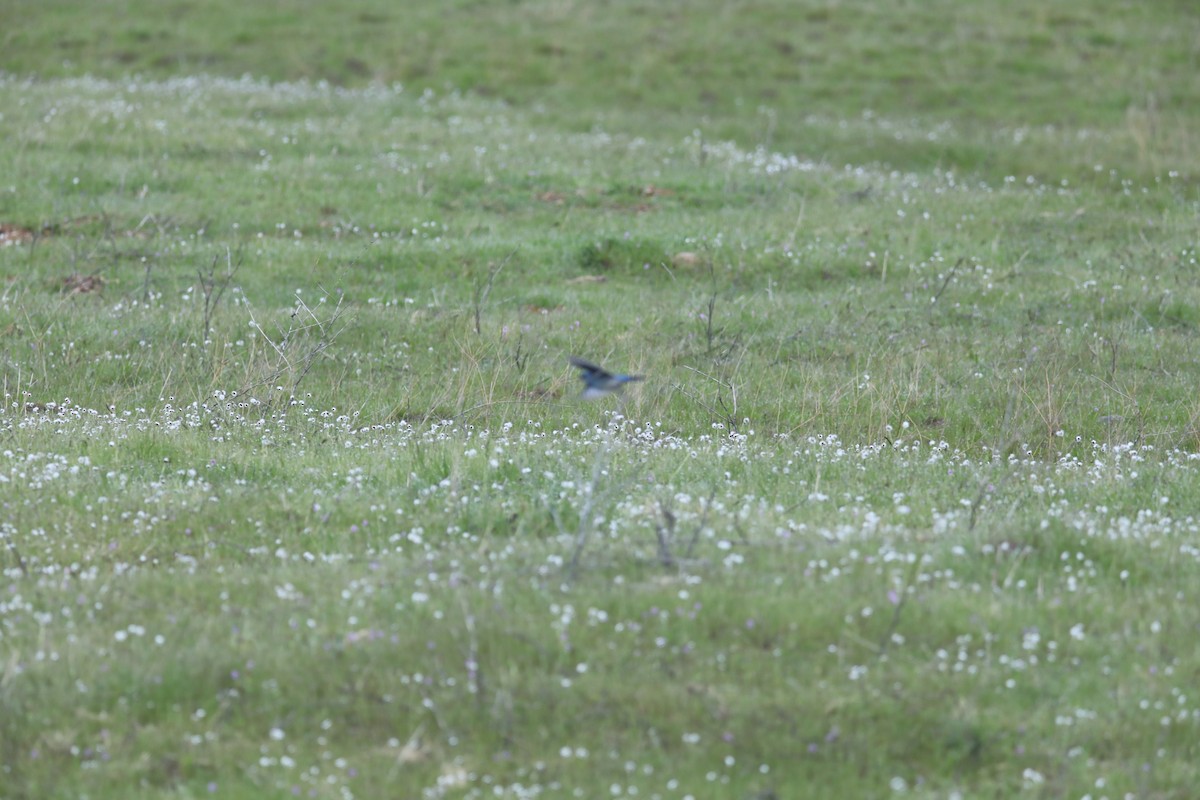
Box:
[62,274,106,295]
[0,223,35,247]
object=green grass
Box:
[5,0,1200,184]
[1,1,1200,797]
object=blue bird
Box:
[569,356,644,399]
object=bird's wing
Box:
[568,356,613,379]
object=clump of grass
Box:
[577,237,669,277]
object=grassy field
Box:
[2,1,1200,797]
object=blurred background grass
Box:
[5,0,1198,181]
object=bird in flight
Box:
[569,357,644,399]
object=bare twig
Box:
[654,499,678,568]
[683,488,717,560]
[931,257,964,305]
[701,260,724,356]
[678,365,740,430]
[198,246,241,342]
[473,250,516,335]
[511,332,529,373]
[287,289,350,398]
[238,286,351,403]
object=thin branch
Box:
[653,499,678,569]
[683,488,717,560]
[473,250,516,335]
[930,257,964,305]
